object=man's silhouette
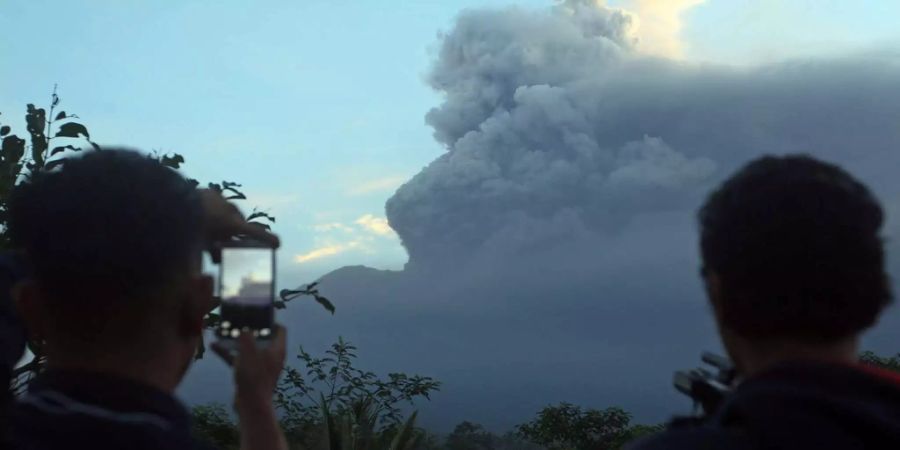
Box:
[630,155,900,449]
[6,150,287,450]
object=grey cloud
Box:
[389,2,900,269]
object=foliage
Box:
[191,403,240,450]
[444,422,541,450]
[860,351,900,373]
[609,423,666,449]
[276,337,440,434]
[444,422,497,450]
[516,403,656,450]
[192,338,440,450]
[313,397,424,450]
[0,86,98,249]
[280,281,335,315]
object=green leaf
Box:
[55,111,67,120]
[160,153,185,169]
[55,122,90,139]
[0,126,9,136]
[315,295,336,315]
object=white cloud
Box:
[346,175,408,196]
[293,241,362,264]
[622,0,705,58]
[354,214,396,237]
[312,222,355,233]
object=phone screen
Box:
[217,247,274,340]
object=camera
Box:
[673,352,736,419]
[214,239,276,350]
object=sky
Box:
[220,248,272,300]
[4,0,900,432]
[4,0,900,286]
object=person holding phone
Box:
[5,149,287,450]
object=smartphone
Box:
[215,239,276,347]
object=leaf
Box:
[273,300,287,310]
[55,122,90,139]
[55,111,66,120]
[25,104,46,138]
[50,145,76,155]
[307,282,319,290]
[2,136,26,164]
[247,210,275,222]
[315,295,336,315]
[0,126,9,136]
[52,93,59,108]
[160,153,185,169]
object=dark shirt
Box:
[0,254,28,450]
[628,361,900,450]
[11,370,216,450]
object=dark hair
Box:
[8,149,203,343]
[699,155,891,341]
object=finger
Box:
[269,325,287,360]
[211,342,235,366]
[237,222,281,248]
[237,332,256,359]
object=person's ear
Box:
[178,274,215,338]
[12,280,48,341]
[703,269,725,322]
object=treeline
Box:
[189,337,664,450]
[190,340,900,450]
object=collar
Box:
[26,369,191,430]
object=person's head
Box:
[698,155,891,375]
[9,149,213,386]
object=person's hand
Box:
[212,326,286,412]
[212,327,288,450]
[199,188,280,262]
